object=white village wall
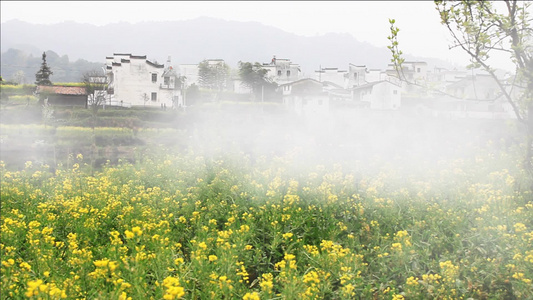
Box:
[370,82,401,110]
[315,69,346,87]
[110,58,173,107]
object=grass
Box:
[1,147,532,299]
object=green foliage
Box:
[8,95,39,105]
[238,61,268,90]
[391,1,533,179]
[0,106,181,128]
[1,48,104,83]
[35,52,53,86]
[0,149,532,299]
[435,0,532,122]
[0,84,37,95]
[238,61,278,100]
[0,84,36,103]
[198,60,231,91]
[387,19,405,80]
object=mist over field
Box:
[2,101,531,299]
[1,101,522,176]
[185,106,517,167]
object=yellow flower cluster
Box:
[162,276,185,299]
[25,279,67,299]
[1,150,532,299]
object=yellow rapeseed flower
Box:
[406,276,419,286]
[131,226,143,236]
[514,223,527,233]
[282,232,293,239]
[260,273,274,292]
[162,276,185,299]
[119,292,132,300]
[391,243,403,252]
[124,230,135,239]
[243,292,260,300]
[19,262,31,271]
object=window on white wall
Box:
[287,70,291,77]
[151,92,157,101]
[152,73,157,82]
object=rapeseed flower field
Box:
[1,150,532,299]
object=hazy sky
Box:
[0,1,520,70]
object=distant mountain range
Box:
[1,18,458,82]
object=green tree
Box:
[238,61,278,101]
[198,59,230,93]
[35,52,53,86]
[389,0,533,179]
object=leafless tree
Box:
[81,70,108,129]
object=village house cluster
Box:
[41,53,518,119]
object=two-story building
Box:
[386,61,428,83]
[263,56,301,85]
[346,64,368,87]
[315,64,379,89]
[315,67,347,88]
[105,53,181,108]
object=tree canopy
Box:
[436,0,533,176]
[198,60,230,91]
[435,0,532,121]
[390,0,533,180]
[35,52,53,86]
[238,61,278,101]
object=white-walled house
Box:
[364,69,386,83]
[315,64,388,89]
[445,74,501,101]
[279,78,329,116]
[315,67,347,88]
[346,64,367,87]
[423,74,516,119]
[430,67,467,84]
[351,80,402,110]
[386,61,428,83]
[106,53,181,108]
[262,56,301,84]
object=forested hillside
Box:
[1,48,103,83]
